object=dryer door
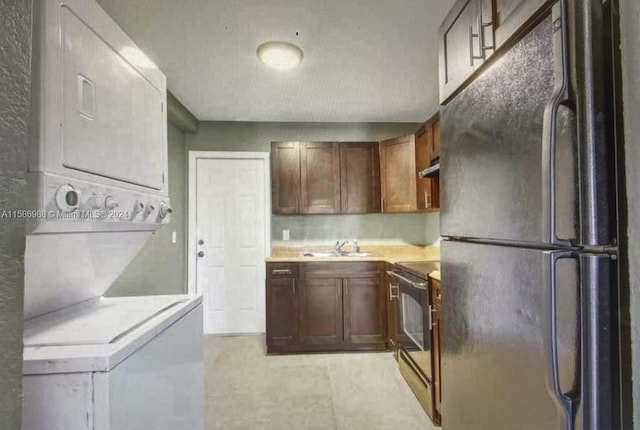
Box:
[61,6,165,190]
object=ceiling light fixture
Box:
[257,41,303,70]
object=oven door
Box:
[390,270,432,383]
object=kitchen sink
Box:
[301,251,377,258]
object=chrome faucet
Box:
[335,240,349,252]
[334,239,360,253]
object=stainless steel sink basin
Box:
[342,252,376,257]
[301,251,377,258]
[302,251,340,257]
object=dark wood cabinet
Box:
[430,278,442,418]
[415,113,441,210]
[385,263,399,354]
[494,0,551,49]
[343,277,386,345]
[266,261,386,353]
[271,141,380,215]
[271,142,301,214]
[439,0,554,103]
[299,277,343,345]
[300,142,341,214]
[439,0,484,103]
[380,135,418,213]
[266,263,299,351]
[340,143,381,213]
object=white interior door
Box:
[193,156,268,334]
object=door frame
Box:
[187,151,271,296]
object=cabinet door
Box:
[431,279,442,418]
[494,0,550,49]
[299,278,343,345]
[300,142,341,214]
[271,142,300,214]
[439,0,483,103]
[343,277,386,346]
[431,116,440,160]
[415,125,431,211]
[340,143,381,214]
[266,277,298,348]
[380,135,417,212]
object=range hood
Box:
[419,162,440,178]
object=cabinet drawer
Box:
[304,262,383,279]
[267,262,299,278]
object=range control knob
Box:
[132,200,145,214]
[104,196,119,211]
[158,202,173,219]
[55,184,80,212]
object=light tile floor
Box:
[205,335,439,430]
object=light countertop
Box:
[266,244,440,264]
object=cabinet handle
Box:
[292,279,296,295]
[381,198,385,212]
[389,284,399,300]
[468,24,484,65]
[428,304,433,329]
[272,269,292,275]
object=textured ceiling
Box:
[96,0,456,122]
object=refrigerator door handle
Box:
[543,250,576,430]
[541,0,574,247]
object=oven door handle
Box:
[386,270,428,290]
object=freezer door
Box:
[440,13,577,244]
[441,240,580,429]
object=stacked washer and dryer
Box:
[22,1,205,429]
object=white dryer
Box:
[22,1,205,429]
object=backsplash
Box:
[271,212,440,245]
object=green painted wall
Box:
[620,0,640,426]
[186,121,441,246]
[107,122,187,296]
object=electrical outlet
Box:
[172,231,177,243]
[283,230,290,241]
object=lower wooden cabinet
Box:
[266,263,298,348]
[266,261,387,353]
[431,277,442,418]
[343,277,386,345]
[299,277,343,345]
[385,263,399,354]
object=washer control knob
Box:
[133,200,145,214]
[158,202,173,219]
[104,196,119,211]
[55,184,80,212]
[143,203,155,218]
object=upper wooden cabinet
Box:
[439,0,553,103]
[271,142,301,214]
[415,113,441,210]
[494,0,551,49]
[271,141,380,215]
[380,135,418,213]
[439,0,487,103]
[300,142,341,214]
[340,143,381,214]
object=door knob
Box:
[198,239,204,245]
[197,251,205,258]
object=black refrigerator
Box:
[439,1,625,429]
